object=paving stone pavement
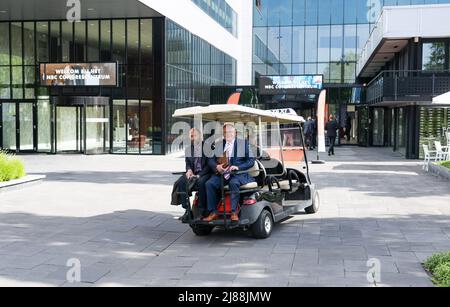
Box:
[0,147,449,287]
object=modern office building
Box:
[358,4,450,158]
[247,0,450,157]
[0,0,253,155]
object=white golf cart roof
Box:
[172,104,305,124]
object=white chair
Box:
[423,145,438,171]
[435,141,450,161]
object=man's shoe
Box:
[202,213,219,222]
[179,211,191,223]
[231,213,239,222]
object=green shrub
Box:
[433,263,450,287]
[0,152,26,182]
[440,161,450,169]
[424,252,450,287]
[424,252,450,273]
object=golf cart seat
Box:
[224,160,266,191]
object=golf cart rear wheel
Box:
[305,191,320,214]
[191,225,214,236]
[251,209,273,239]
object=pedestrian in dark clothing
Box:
[171,128,211,222]
[311,117,318,150]
[304,117,313,150]
[325,115,339,156]
[345,115,352,142]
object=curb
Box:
[428,163,450,181]
[0,175,46,193]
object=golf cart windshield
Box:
[172,105,308,172]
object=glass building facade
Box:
[165,20,237,154]
[253,0,450,83]
[0,17,237,155]
[191,0,238,36]
[252,0,450,149]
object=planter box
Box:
[0,175,46,193]
[428,163,450,181]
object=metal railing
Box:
[366,70,450,104]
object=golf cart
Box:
[172,104,319,239]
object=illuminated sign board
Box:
[259,75,324,95]
[40,63,118,87]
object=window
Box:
[422,41,448,71]
[191,0,238,36]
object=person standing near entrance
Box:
[304,117,313,150]
[345,115,352,142]
[311,116,318,150]
[325,115,339,156]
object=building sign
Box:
[40,63,118,87]
[259,75,324,95]
[269,108,299,116]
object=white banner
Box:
[317,90,327,153]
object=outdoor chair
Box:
[435,141,450,161]
[423,145,438,171]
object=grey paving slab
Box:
[0,148,449,287]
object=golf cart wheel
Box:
[251,209,273,239]
[305,191,320,214]
[191,225,214,236]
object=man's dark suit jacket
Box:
[185,142,211,177]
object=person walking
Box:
[311,116,318,151]
[303,117,313,150]
[325,115,339,156]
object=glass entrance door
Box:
[1,102,36,152]
[54,97,110,154]
[1,103,17,151]
[85,105,110,154]
[19,103,34,151]
[56,106,84,153]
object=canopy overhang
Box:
[172,105,305,125]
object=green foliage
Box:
[440,161,450,169]
[0,152,26,182]
[424,253,450,287]
[433,263,450,288]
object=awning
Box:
[432,92,450,105]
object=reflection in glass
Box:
[422,42,446,71]
[127,100,140,154]
[2,103,17,150]
[140,100,153,154]
[0,22,10,65]
[372,108,385,146]
[87,21,100,61]
[74,21,86,61]
[86,105,110,154]
[38,100,51,152]
[57,107,81,152]
[113,100,126,153]
[0,67,11,99]
[112,20,126,63]
[61,21,73,62]
[100,20,111,61]
[50,21,60,62]
[37,22,49,63]
[11,23,23,65]
[19,103,34,151]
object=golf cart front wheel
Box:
[251,209,273,239]
[305,191,320,214]
[191,225,214,236]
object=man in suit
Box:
[171,128,211,221]
[325,115,339,156]
[203,124,256,223]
